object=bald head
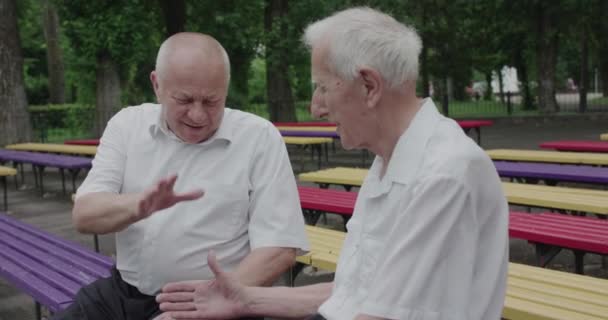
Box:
[154,32,231,83]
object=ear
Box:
[150,71,161,98]
[359,68,383,108]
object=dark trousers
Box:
[52,266,265,320]
[51,267,161,320]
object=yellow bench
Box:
[299,167,608,216]
[277,126,336,132]
[283,137,333,170]
[301,225,608,320]
[5,143,97,156]
[0,166,17,211]
[601,133,608,141]
[487,149,608,166]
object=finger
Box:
[165,174,179,191]
[174,190,204,202]
[207,250,225,280]
[162,281,203,293]
[159,302,197,312]
[156,291,194,303]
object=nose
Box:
[187,102,207,124]
[310,89,328,120]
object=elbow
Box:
[72,200,93,234]
[279,248,298,269]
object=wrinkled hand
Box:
[157,251,250,319]
[135,174,204,221]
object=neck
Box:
[370,93,422,176]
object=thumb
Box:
[207,250,225,280]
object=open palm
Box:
[158,252,251,319]
[137,174,204,220]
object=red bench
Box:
[540,140,608,153]
[298,187,608,274]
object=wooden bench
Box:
[299,167,608,216]
[298,186,608,273]
[540,140,608,153]
[0,213,113,319]
[0,166,17,210]
[510,211,608,274]
[298,186,356,227]
[6,143,97,156]
[64,139,100,146]
[284,137,333,169]
[298,225,608,320]
[487,149,608,166]
[494,160,608,185]
[0,149,92,196]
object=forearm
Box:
[72,192,139,234]
[234,247,296,286]
[246,282,333,319]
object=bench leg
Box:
[2,176,7,211]
[38,166,46,197]
[534,243,562,268]
[35,302,41,320]
[94,234,100,252]
[287,263,305,286]
[60,168,66,194]
[574,251,585,275]
[70,169,81,194]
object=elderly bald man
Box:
[53,33,309,320]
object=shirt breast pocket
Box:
[179,180,250,241]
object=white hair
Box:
[303,7,422,88]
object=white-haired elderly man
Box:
[156,7,509,320]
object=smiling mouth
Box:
[184,123,205,129]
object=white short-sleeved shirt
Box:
[77,104,309,295]
[318,99,509,320]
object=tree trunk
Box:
[600,0,608,97]
[94,52,121,136]
[159,0,185,37]
[484,72,492,100]
[535,2,559,114]
[229,47,251,109]
[420,5,430,97]
[513,48,535,110]
[42,0,65,104]
[0,0,32,145]
[264,0,296,122]
[497,68,505,104]
[579,26,588,113]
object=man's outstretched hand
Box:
[157,251,251,319]
[135,174,204,221]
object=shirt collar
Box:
[368,98,442,187]
[148,106,233,145]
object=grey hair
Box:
[303,7,422,88]
[155,33,231,83]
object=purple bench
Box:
[0,213,113,318]
[494,160,608,185]
[0,149,92,195]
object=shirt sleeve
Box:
[246,124,309,254]
[360,175,477,320]
[75,109,129,197]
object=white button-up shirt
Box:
[319,99,509,320]
[77,104,309,295]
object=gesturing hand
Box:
[135,174,204,221]
[157,251,251,319]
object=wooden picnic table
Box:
[539,140,608,153]
[487,149,608,166]
[6,143,97,156]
